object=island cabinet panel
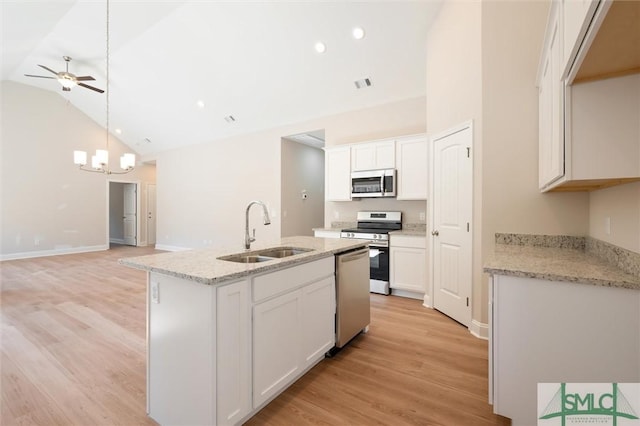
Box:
[251,258,336,410]
[216,280,251,425]
[148,273,216,426]
[253,290,303,409]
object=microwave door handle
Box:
[380,175,385,195]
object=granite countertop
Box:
[119,236,367,286]
[484,239,640,291]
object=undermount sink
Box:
[217,247,314,263]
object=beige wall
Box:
[589,182,640,253]
[281,139,325,237]
[155,96,428,251]
[426,0,594,327]
[0,81,156,259]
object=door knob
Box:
[431,230,439,236]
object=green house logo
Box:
[539,383,639,426]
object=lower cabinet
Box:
[490,275,640,425]
[252,259,335,409]
[147,256,335,426]
[390,234,427,296]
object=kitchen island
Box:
[120,236,368,426]
[484,234,640,426]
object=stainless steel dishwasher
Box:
[335,246,371,348]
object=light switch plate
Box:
[151,281,159,303]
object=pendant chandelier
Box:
[73,0,135,174]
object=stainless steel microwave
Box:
[351,169,396,198]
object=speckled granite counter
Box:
[119,236,367,286]
[484,234,640,290]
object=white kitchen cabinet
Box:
[148,273,238,426]
[538,2,565,190]
[251,257,335,410]
[390,234,427,297]
[313,229,341,239]
[216,280,251,425]
[539,0,640,191]
[489,274,640,425]
[253,289,303,409]
[351,140,395,171]
[395,135,428,200]
[324,146,351,201]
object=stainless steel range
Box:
[340,211,402,295]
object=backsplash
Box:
[495,233,640,278]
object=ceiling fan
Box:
[24,56,104,93]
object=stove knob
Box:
[373,234,378,239]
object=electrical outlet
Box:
[419,212,426,221]
[334,211,340,219]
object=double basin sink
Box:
[217,247,313,263]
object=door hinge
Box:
[466,147,471,158]
[466,297,469,307]
[467,222,470,232]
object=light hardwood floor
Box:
[1,245,509,425]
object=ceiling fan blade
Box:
[75,76,96,81]
[78,82,104,93]
[37,64,58,75]
[24,74,56,79]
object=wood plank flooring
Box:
[1,245,509,425]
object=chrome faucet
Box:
[245,200,271,249]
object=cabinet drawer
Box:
[390,235,426,249]
[252,256,334,302]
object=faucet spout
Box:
[245,200,271,249]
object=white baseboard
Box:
[469,319,489,340]
[0,244,109,261]
[422,293,432,308]
[154,244,192,252]
[390,288,424,300]
[109,238,125,244]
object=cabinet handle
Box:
[431,230,439,236]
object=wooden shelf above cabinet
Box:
[548,177,640,192]
[574,0,640,84]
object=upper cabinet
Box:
[324,146,351,201]
[538,0,640,192]
[396,135,428,200]
[351,140,395,171]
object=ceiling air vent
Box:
[354,78,372,89]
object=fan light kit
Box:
[73,0,136,175]
[25,56,104,93]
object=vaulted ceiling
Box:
[1,1,441,157]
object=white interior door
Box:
[147,184,157,246]
[123,183,137,246]
[431,123,473,327]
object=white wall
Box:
[156,96,427,251]
[0,81,156,259]
[281,139,324,237]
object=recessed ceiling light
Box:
[352,27,365,40]
[314,42,326,53]
[115,128,122,134]
[196,100,205,109]
[224,115,236,123]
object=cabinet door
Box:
[351,141,395,171]
[562,0,598,74]
[325,146,351,201]
[538,7,565,190]
[217,280,251,425]
[253,290,302,409]
[300,276,335,368]
[390,246,426,293]
[396,136,428,200]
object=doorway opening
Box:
[108,180,139,247]
[280,130,325,237]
